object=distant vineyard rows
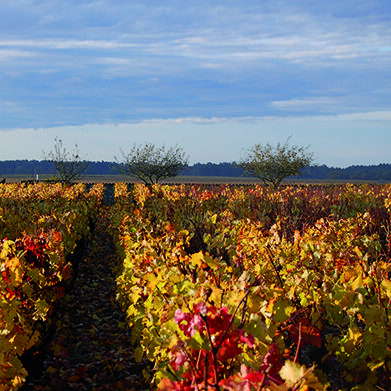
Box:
[1,182,391,390]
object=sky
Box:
[1,0,390,167]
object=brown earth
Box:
[21,207,151,391]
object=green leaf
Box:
[245,314,268,341]
[134,346,144,362]
[203,254,218,270]
[267,298,295,324]
[27,268,46,288]
[34,299,50,320]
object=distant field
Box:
[1,174,382,185]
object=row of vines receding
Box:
[0,182,105,390]
[110,183,391,390]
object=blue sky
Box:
[1,0,390,166]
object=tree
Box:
[239,138,314,189]
[116,143,189,185]
[43,137,89,182]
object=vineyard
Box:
[1,182,391,390]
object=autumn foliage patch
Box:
[111,183,391,390]
[0,183,104,390]
[2,182,391,390]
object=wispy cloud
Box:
[1,2,390,67]
[0,0,390,167]
[0,39,138,50]
[271,97,345,112]
[0,48,36,61]
[336,110,391,121]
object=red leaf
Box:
[287,318,322,348]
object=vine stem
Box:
[180,345,203,390]
[291,366,315,391]
[215,290,250,353]
[294,322,302,363]
[257,372,267,390]
[201,290,250,388]
[265,244,285,292]
[202,314,219,388]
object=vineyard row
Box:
[1,182,391,390]
[110,183,391,390]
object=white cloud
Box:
[0,0,390,166]
[336,110,391,121]
[271,97,343,111]
[0,39,137,50]
[0,48,36,61]
[1,3,390,68]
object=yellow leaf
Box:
[247,289,263,313]
[7,257,24,287]
[143,272,158,290]
[350,274,363,291]
[190,251,203,267]
[344,325,362,354]
[381,279,391,298]
[280,360,306,386]
[1,240,15,258]
[353,246,363,258]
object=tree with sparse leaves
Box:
[43,137,89,183]
[239,138,314,189]
[116,143,189,185]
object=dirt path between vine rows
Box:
[22,207,151,391]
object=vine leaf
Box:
[280,360,306,385]
[7,256,24,287]
[34,299,50,320]
[381,279,391,298]
[280,361,325,390]
[287,318,322,348]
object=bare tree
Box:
[43,137,89,182]
[239,138,314,189]
[116,143,189,185]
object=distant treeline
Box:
[1,160,391,181]
[0,160,119,176]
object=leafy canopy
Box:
[117,143,189,185]
[239,138,314,188]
